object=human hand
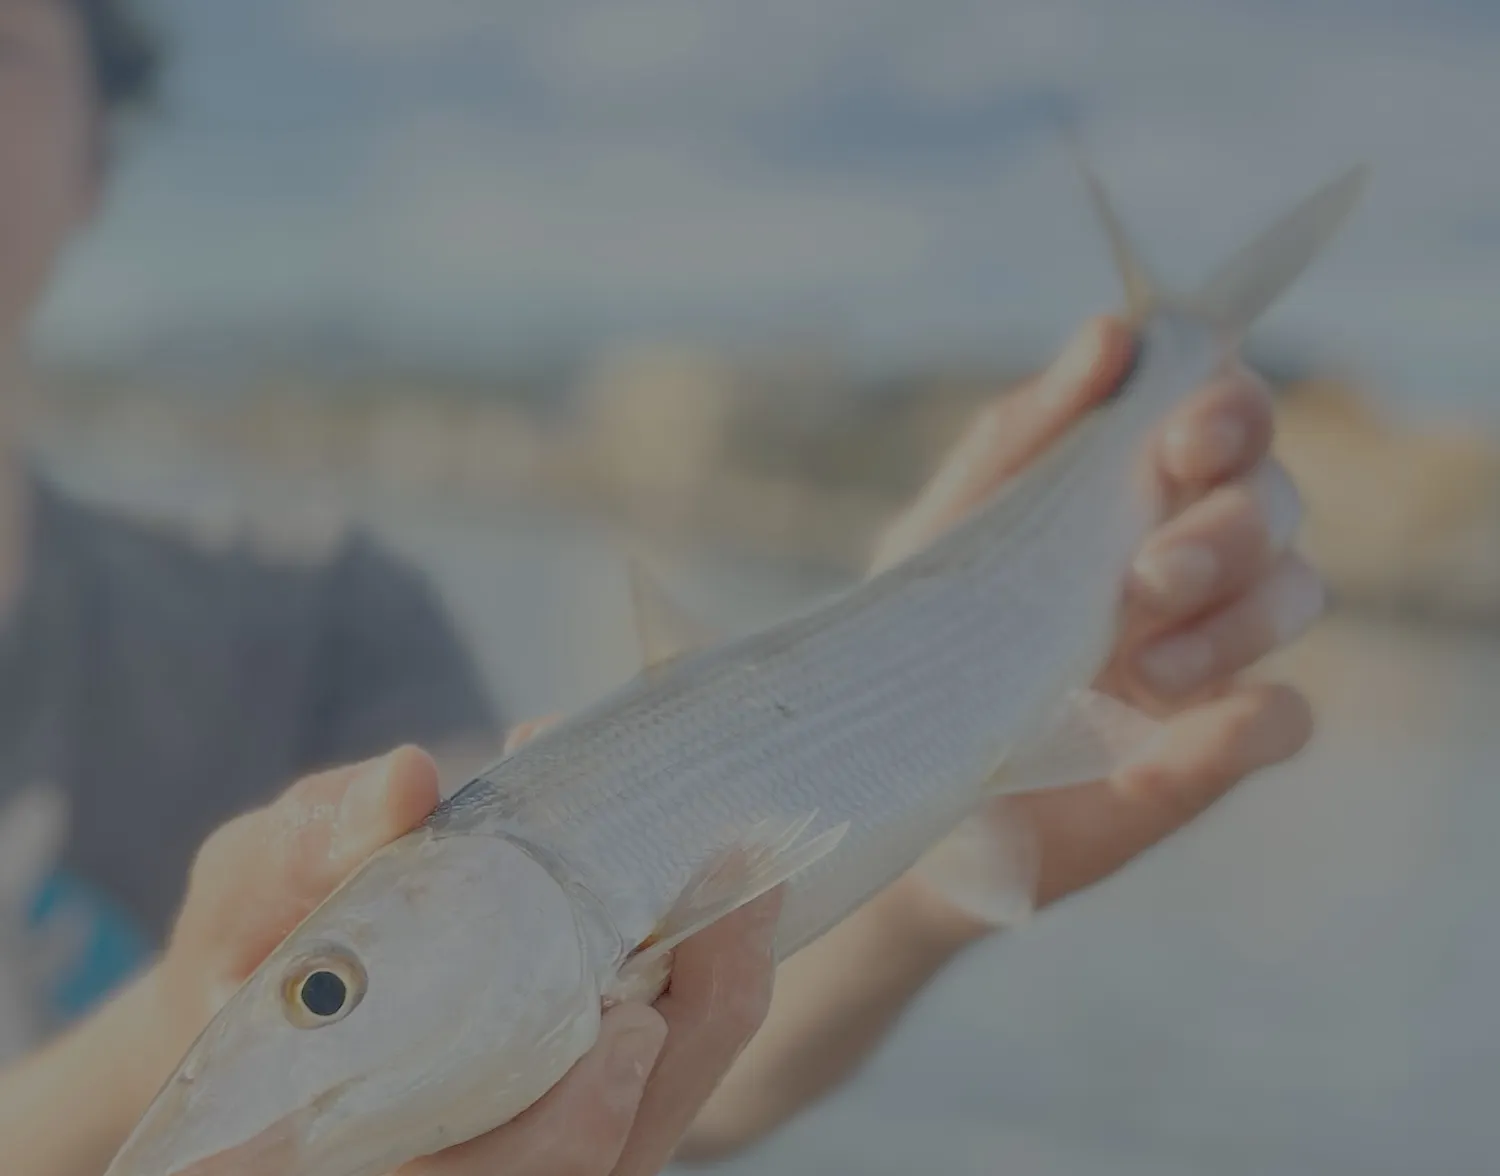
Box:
[129,746,777,1176]
[877,316,1318,928]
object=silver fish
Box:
[104,156,1368,1176]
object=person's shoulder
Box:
[44,477,342,570]
[34,474,374,625]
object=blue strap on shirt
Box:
[26,869,150,1022]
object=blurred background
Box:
[10,0,1500,1172]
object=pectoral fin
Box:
[912,807,1041,930]
[627,812,850,972]
[907,690,1162,930]
[911,690,1162,931]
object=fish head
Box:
[105,831,603,1176]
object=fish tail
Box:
[1176,163,1370,342]
[1065,132,1161,326]
[1068,133,1370,346]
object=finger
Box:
[873,316,1135,572]
[1126,459,1303,622]
[1155,362,1275,497]
[186,747,440,976]
[179,762,359,956]
[1018,682,1313,907]
[1113,682,1315,816]
[611,890,783,1176]
[408,1003,668,1176]
[505,714,565,755]
[1133,553,1325,701]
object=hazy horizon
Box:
[26,0,1500,420]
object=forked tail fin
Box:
[1069,136,1369,343]
[1178,163,1369,340]
[1067,138,1162,325]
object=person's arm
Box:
[669,316,1319,1158]
[0,969,177,1176]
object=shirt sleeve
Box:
[301,530,501,770]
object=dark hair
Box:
[72,0,163,116]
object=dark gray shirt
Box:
[0,473,498,1019]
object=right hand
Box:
[134,746,778,1176]
[879,318,1317,930]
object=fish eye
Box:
[281,946,367,1029]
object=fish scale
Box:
[421,333,1189,969]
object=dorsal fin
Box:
[627,556,719,674]
[1069,134,1369,344]
[1067,136,1160,325]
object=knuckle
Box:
[1126,762,1215,823]
[1217,361,1273,413]
[1193,485,1270,571]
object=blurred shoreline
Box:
[29,344,1500,630]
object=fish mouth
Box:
[103,1073,341,1176]
[104,1114,303,1176]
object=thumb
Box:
[325,746,442,872]
[872,316,1133,573]
[183,747,441,980]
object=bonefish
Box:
[104,154,1368,1176]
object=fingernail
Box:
[1137,633,1215,695]
[1262,559,1325,643]
[1131,543,1218,610]
[1250,461,1303,553]
[604,1008,666,1097]
[330,754,395,862]
[1039,324,1102,407]
[1167,414,1244,479]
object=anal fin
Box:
[911,689,1164,931]
[626,812,850,973]
[987,687,1166,796]
[912,806,1040,931]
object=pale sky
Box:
[29,0,1500,419]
